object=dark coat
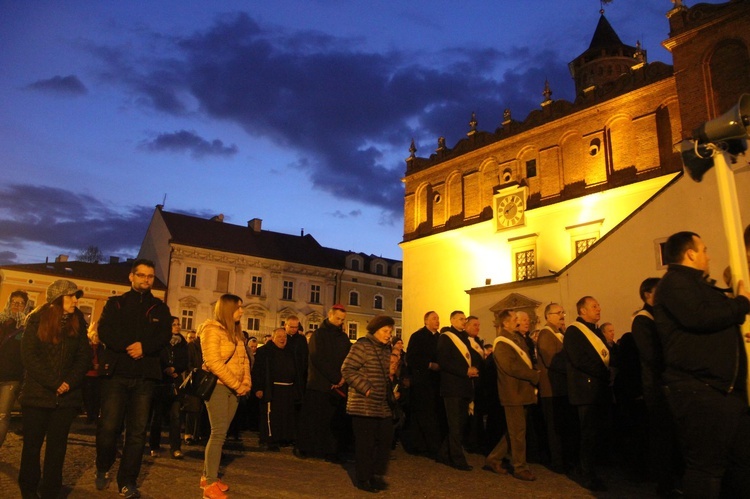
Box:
[287,332,309,391]
[564,318,611,406]
[342,334,392,418]
[0,316,25,382]
[406,326,439,376]
[253,341,301,402]
[20,308,91,409]
[655,264,750,393]
[98,289,172,381]
[436,328,474,399]
[159,334,190,386]
[307,318,351,393]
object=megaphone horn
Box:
[693,94,750,144]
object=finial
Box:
[468,111,477,136]
[542,79,553,105]
[503,108,512,124]
[409,138,417,158]
[436,136,446,151]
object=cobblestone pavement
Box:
[0,415,660,498]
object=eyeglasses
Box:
[549,311,566,317]
[134,273,155,279]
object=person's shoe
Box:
[119,485,141,498]
[482,462,508,475]
[370,475,389,491]
[355,480,379,493]
[171,450,184,459]
[513,469,537,481]
[94,471,111,490]
[202,482,228,499]
[451,462,473,471]
[200,477,229,492]
[149,450,160,458]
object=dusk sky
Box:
[0,0,694,265]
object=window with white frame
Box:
[310,284,321,304]
[184,266,197,288]
[509,233,538,282]
[181,309,194,330]
[250,275,263,296]
[395,297,402,312]
[247,317,260,332]
[282,280,294,300]
[374,295,384,310]
[349,290,359,306]
[348,322,358,340]
[308,322,319,331]
[566,219,603,260]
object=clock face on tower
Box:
[497,194,525,228]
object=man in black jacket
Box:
[295,304,351,461]
[655,231,750,499]
[94,259,172,498]
[564,295,610,492]
[404,311,443,456]
[435,310,478,471]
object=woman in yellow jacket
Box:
[199,294,251,499]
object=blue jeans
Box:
[96,377,155,490]
[203,384,238,481]
[0,380,20,448]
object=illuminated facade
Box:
[139,207,401,339]
[401,1,750,342]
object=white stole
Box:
[542,325,564,344]
[468,336,484,358]
[493,335,533,369]
[443,331,471,367]
[572,321,610,367]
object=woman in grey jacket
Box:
[341,315,395,493]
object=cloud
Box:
[0,184,153,259]
[330,209,362,219]
[25,74,87,95]
[90,12,578,215]
[0,251,18,266]
[141,130,238,158]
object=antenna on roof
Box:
[162,193,167,207]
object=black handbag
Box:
[180,346,236,401]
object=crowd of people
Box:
[1,227,750,498]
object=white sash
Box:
[634,309,654,320]
[542,325,564,344]
[468,336,484,358]
[443,331,471,367]
[493,335,533,369]
[572,321,610,367]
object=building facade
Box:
[401,1,750,342]
[139,208,402,339]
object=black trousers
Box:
[18,405,77,499]
[297,389,347,458]
[576,403,606,481]
[439,397,469,467]
[666,379,750,499]
[352,416,393,482]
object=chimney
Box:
[248,218,262,233]
[55,254,69,263]
[210,214,224,222]
[109,256,120,264]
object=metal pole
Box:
[713,150,750,398]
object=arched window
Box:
[395,298,402,312]
[349,290,359,307]
[374,295,383,310]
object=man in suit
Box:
[435,311,478,471]
[484,309,540,481]
[563,296,610,492]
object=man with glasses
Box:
[537,303,575,474]
[95,259,172,498]
[0,290,29,448]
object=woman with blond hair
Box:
[18,280,90,499]
[199,294,251,499]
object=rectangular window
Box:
[247,317,260,331]
[216,270,229,293]
[310,284,321,304]
[575,237,597,256]
[395,298,402,312]
[348,322,358,340]
[250,275,263,296]
[515,249,536,281]
[181,309,194,331]
[309,322,319,331]
[526,159,537,178]
[282,280,294,300]
[184,266,197,288]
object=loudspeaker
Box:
[693,94,750,144]
[680,94,750,182]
